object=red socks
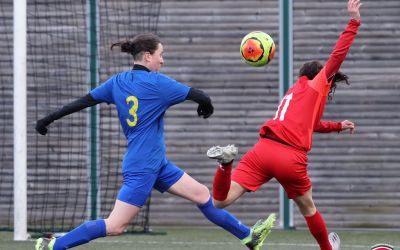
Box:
[304,210,332,250]
[212,163,232,201]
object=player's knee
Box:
[193,184,211,204]
[107,225,126,236]
[105,219,129,236]
[295,199,316,216]
[298,205,316,217]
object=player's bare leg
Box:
[105,200,141,236]
[208,144,242,203]
[168,173,255,245]
[294,190,333,250]
[213,181,247,208]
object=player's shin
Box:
[52,219,106,250]
[197,197,250,240]
[305,210,332,250]
[213,164,232,201]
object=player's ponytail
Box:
[299,61,350,101]
[111,33,161,61]
[110,41,136,55]
[328,71,350,101]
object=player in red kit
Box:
[207,0,362,249]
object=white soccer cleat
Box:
[207,144,238,164]
[328,232,341,250]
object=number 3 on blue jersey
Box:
[126,96,139,127]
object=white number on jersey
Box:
[273,93,293,121]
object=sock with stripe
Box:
[197,197,250,240]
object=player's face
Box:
[148,43,164,72]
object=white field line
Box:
[90,239,400,248]
[26,238,399,248]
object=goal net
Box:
[0,0,161,233]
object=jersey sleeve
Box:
[157,73,190,106]
[90,76,115,104]
[308,67,330,95]
[314,120,342,133]
[325,19,361,78]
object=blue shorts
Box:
[117,160,184,207]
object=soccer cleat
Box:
[207,144,238,164]
[328,232,341,250]
[35,237,56,250]
[241,213,276,250]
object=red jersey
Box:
[260,19,360,152]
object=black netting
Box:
[0,0,13,231]
[98,0,161,232]
[0,0,160,233]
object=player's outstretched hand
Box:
[341,120,355,134]
[348,0,362,21]
[197,102,214,119]
[35,118,52,135]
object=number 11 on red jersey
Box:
[273,93,293,121]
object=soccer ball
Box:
[240,31,275,67]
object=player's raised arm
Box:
[348,0,362,22]
[35,93,101,135]
[186,87,214,119]
[325,0,362,79]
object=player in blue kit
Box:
[35,33,275,250]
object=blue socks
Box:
[52,199,249,249]
[53,219,106,250]
[197,197,250,240]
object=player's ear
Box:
[143,51,152,62]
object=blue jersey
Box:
[90,69,190,173]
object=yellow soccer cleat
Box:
[35,237,56,250]
[241,213,276,250]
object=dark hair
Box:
[299,61,323,80]
[299,60,350,100]
[327,71,349,101]
[110,33,161,61]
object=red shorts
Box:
[231,137,311,199]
